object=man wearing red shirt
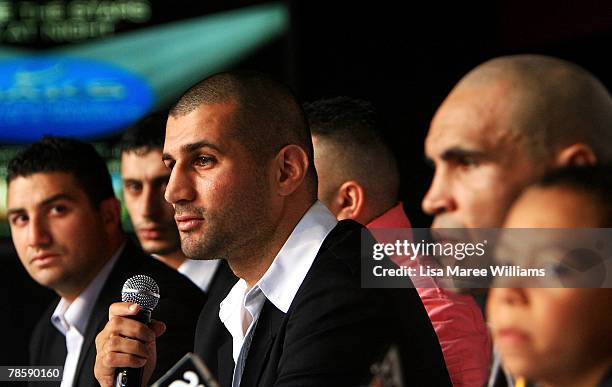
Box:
[307,96,491,387]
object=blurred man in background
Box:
[6,136,204,387]
[422,54,612,229]
[307,96,491,387]
[421,54,612,386]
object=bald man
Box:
[423,54,612,229]
[421,55,612,386]
[307,96,491,387]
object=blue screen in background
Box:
[0,56,154,143]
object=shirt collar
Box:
[51,241,125,336]
[219,200,337,321]
[257,201,337,313]
[366,201,411,229]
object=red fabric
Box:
[367,202,492,387]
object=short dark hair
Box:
[7,136,115,208]
[306,96,382,140]
[534,165,612,227]
[170,70,316,196]
[120,112,167,155]
[170,71,313,163]
[305,96,400,208]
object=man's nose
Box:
[141,185,162,219]
[422,168,457,216]
[165,165,197,205]
[28,216,52,248]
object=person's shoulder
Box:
[29,298,61,361]
[316,219,365,268]
[305,219,380,285]
[290,220,375,309]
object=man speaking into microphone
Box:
[6,136,205,386]
[94,71,450,386]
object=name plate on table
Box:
[151,353,219,387]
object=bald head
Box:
[455,54,612,162]
[306,97,400,223]
[424,55,612,228]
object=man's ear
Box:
[274,144,309,197]
[332,181,366,221]
[99,197,122,229]
[555,143,597,167]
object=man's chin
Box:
[180,240,223,261]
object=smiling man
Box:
[6,136,205,387]
[94,71,451,387]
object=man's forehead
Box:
[7,172,83,207]
[425,92,520,159]
[121,148,164,166]
[121,150,169,180]
[164,103,237,154]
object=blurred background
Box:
[1,0,611,367]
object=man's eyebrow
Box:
[440,147,488,161]
[7,193,77,215]
[182,141,222,154]
[39,193,78,207]
[162,141,222,162]
[6,207,25,217]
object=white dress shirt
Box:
[218,201,338,387]
[178,258,221,292]
[51,243,124,387]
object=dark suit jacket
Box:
[29,238,206,387]
[195,220,451,387]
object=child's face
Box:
[487,187,612,384]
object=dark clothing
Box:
[195,220,451,387]
[29,239,206,387]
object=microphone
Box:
[115,275,160,387]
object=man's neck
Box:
[229,200,315,289]
[58,235,124,303]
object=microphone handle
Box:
[115,309,152,387]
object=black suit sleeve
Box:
[144,262,207,382]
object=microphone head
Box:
[121,275,160,312]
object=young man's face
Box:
[487,187,612,383]
[7,172,112,299]
[121,148,181,256]
[422,83,542,229]
[162,102,274,262]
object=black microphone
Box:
[115,275,160,387]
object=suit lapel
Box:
[239,301,284,386]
